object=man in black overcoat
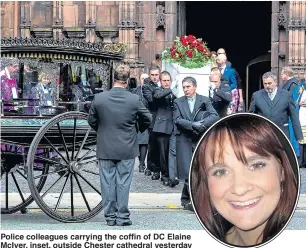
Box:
[173,77,219,210]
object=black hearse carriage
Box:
[0,37,125,222]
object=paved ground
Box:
[1,162,306,230]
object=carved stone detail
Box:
[278,2,287,29]
[53,20,63,29]
[63,28,86,39]
[156,3,165,29]
[1,37,127,55]
[30,28,53,38]
[135,27,144,38]
[288,20,306,30]
[118,21,137,29]
[84,21,96,29]
[95,28,119,39]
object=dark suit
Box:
[249,88,303,141]
[210,82,232,118]
[88,87,151,224]
[152,87,176,178]
[142,81,160,128]
[142,80,160,172]
[282,77,299,96]
[132,86,149,144]
[173,94,219,204]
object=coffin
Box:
[162,61,212,98]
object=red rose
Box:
[196,39,202,46]
[191,41,198,48]
[180,35,186,41]
[187,35,196,43]
[180,37,188,46]
[197,45,204,51]
[185,50,193,58]
[171,49,176,57]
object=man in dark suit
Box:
[152,71,176,184]
[173,77,219,210]
[142,65,161,177]
[249,71,303,142]
[280,66,299,95]
[209,73,232,117]
[88,64,152,226]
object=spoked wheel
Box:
[1,145,49,214]
[27,111,102,223]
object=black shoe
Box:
[117,220,132,226]
[139,165,145,173]
[107,220,116,226]
[183,202,194,212]
[144,169,152,176]
[151,172,160,180]
[169,178,179,187]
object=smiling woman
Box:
[190,113,299,247]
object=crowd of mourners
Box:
[128,48,306,211]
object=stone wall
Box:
[271,1,306,83]
[1,1,302,80]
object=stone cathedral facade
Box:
[1,1,305,79]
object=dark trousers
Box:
[156,133,170,177]
[138,144,148,167]
[168,132,177,180]
[299,144,306,167]
[147,130,159,172]
[99,159,134,224]
[180,142,197,204]
[181,179,190,204]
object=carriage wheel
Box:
[1,146,49,214]
[27,111,102,223]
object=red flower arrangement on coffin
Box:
[162,35,213,69]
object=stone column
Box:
[118,1,138,77]
[271,1,289,83]
[85,1,96,42]
[288,1,306,76]
[165,1,177,47]
[177,2,186,37]
[20,1,31,38]
[52,1,63,39]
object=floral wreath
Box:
[162,35,213,69]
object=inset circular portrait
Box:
[190,113,300,247]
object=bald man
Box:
[217,54,237,91]
[209,73,232,117]
[217,48,232,68]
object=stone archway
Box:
[183,1,272,103]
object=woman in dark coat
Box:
[132,73,149,172]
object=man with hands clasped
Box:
[209,73,232,118]
[173,76,219,210]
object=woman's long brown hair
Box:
[191,115,298,245]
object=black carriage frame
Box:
[1,37,125,222]
[1,37,126,101]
